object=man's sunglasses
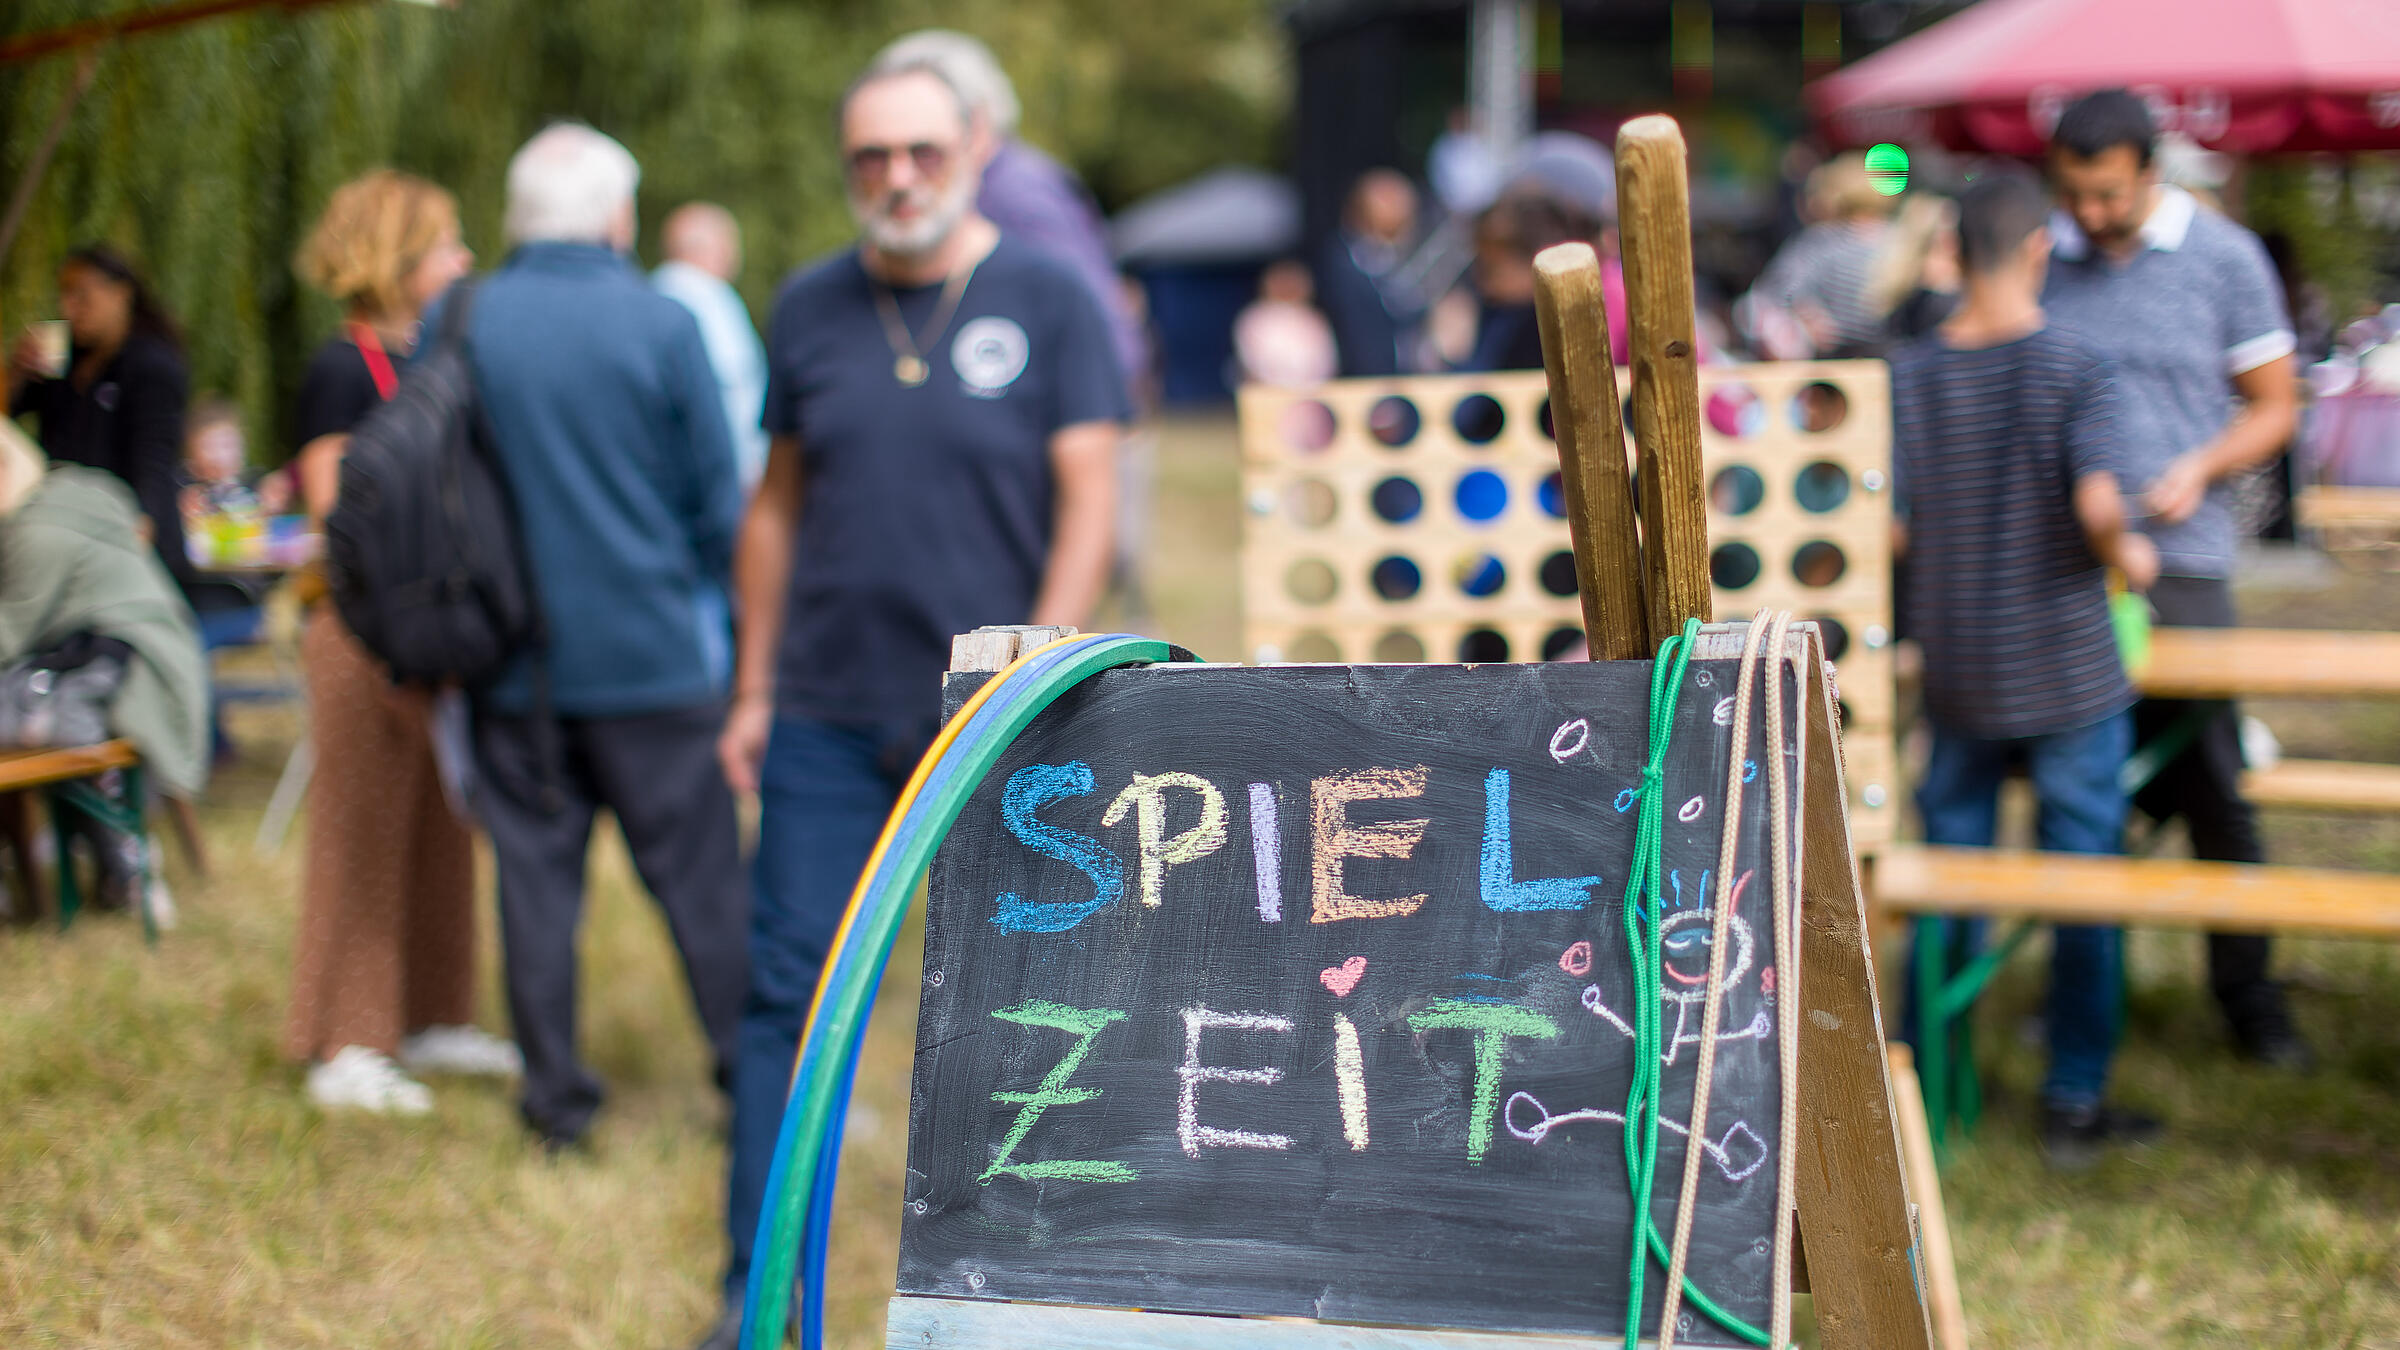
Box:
[845,141,952,183]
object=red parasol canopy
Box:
[1807,0,2400,155]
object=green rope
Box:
[1618,619,1776,1349]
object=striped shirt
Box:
[1891,326,2135,739]
[1752,221,1890,358]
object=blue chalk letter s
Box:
[992,761,1128,933]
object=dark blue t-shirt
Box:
[762,234,1128,733]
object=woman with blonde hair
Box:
[282,169,515,1114]
[1740,151,1904,360]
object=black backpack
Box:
[323,280,543,689]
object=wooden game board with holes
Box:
[1236,361,1899,844]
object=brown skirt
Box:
[282,607,477,1061]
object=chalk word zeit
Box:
[979,993,1583,1182]
[974,978,1770,1183]
[990,762,1624,934]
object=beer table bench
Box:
[1875,625,2400,1146]
[2298,485,2400,571]
[0,738,154,939]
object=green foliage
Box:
[2245,159,2400,333]
[0,0,1283,455]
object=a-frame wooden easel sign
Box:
[884,116,1932,1350]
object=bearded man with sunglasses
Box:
[698,56,1126,1349]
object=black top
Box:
[1464,300,1544,372]
[10,332,191,585]
[1317,231,1409,377]
[1891,325,2134,739]
[293,334,389,450]
[761,234,1128,734]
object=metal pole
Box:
[1469,0,1533,162]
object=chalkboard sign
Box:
[901,657,1800,1344]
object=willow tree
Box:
[1,0,1282,454]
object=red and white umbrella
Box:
[1808,0,2400,154]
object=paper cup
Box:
[30,321,69,378]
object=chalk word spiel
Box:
[990,761,1633,934]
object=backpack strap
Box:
[444,275,567,816]
[345,321,399,401]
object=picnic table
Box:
[1880,622,2400,1147]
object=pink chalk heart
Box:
[1320,956,1367,998]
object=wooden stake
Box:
[1531,242,1646,662]
[1612,115,1713,644]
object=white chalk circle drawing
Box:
[1549,717,1591,764]
[952,316,1031,395]
[1505,1090,1769,1183]
[1677,795,1706,822]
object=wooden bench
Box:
[2298,486,2400,570]
[2244,758,2400,814]
[2135,626,2400,700]
[1869,843,2400,1147]
[1874,844,2400,937]
[0,739,153,939]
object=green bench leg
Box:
[1913,916,2041,1156]
[46,765,154,946]
[51,785,80,931]
[1914,916,1949,1154]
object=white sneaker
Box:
[399,1025,523,1078]
[143,877,178,932]
[307,1045,434,1115]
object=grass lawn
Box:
[4,411,2398,1348]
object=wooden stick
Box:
[0,51,99,268]
[1612,115,1713,644]
[0,0,365,68]
[1531,242,1647,662]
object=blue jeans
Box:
[723,715,920,1303]
[196,605,264,761]
[1907,710,2132,1108]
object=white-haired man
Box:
[454,124,748,1155]
[701,60,1124,1350]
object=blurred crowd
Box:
[5,27,1153,1350]
[0,14,2383,1346]
[1226,89,2343,1172]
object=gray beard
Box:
[853,179,974,260]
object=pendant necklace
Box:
[870,252,979,388]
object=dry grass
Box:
[3,413,2399,1347]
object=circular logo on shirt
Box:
[951,316,1030,397]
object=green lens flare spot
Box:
[1865,142,1909,196]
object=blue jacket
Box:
[454,242,741,717]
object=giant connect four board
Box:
[1237,361,1898,844]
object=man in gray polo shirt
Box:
[2043,89,2308,1069]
